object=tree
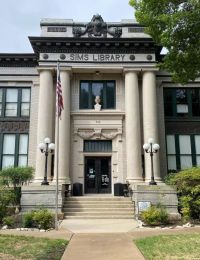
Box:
[129,0,200,84]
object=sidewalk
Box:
[61,233,145,260]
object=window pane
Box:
[196,156,200,167]
[191,89,200,116]
[6,89,18,102]
[106,82,115,109]
[21,103,30,116]
[5,103,17,116]
[195,135,200,154]
[164,89,173,116]
[22,89,30,102]
[18,156,27,166]
[179,135,191,154]
[3,134,15,154]
[180,156,192,169]
[0,89,2,102]
[176,89,187,104]
[92,83,103,97]
[0,104,2,116]
[19,134,28,154]
[92,83,103,107]
[167,156,177,171]
[2,156,15,169]
[166,135,176,154]
[80,82,89,109]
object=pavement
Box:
[0,220,200,260]
[61,233,144,260]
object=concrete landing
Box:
[60,219,138,233]
[61,233,145,260]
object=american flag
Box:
[56,63,64,119]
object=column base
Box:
[145,177,163,184]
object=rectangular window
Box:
[191,89,200,116]
[0,88,31,118]
[166,135,177,171]
[164,89,174,116]
[195,135,200,167]
[179,135,192,169]
[1,133,29,169]
[2,134,16,168]
[164,87,200,118]
[21,89,31,116]
[5,89,18,117]
[80,81,116,109]
[166,134,200,171]
[176,89,188,117]
[18,134,28,166]
[84,140,112,152]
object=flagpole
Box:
[55,61,60,231]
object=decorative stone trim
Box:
[74,128,122,140]
[0,121,29,133]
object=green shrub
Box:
[0,166,34,188]
[0,187,15,222]
[33,209,54,230]
[23,209,54,230]
[23,211,36,228]
[140,204,169,226]
[165,167,200,221]
[0,167,34,206]
[2,216,15,228]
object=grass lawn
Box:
[0,234,68,260]
[135,233,200,260]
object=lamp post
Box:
[38,137,55,185]
[143,138,160,185]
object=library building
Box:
[0,15,199,218]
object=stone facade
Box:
[1,16,200,217]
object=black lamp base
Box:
[41,180,49,185]
[149,180,157,185]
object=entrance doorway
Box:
[85,157,111,194]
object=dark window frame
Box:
[79,80,116,110]
[0,87,31,118]
[164,87,200,118]
[166,134,199,172]
[0,133,29,169]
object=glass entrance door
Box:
[85,157,111,194]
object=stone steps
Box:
[64,207,134,212]
[63,204,133,208]
[63,196,135,219]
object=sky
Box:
[0,0,135,53]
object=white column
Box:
[54,69,71,183]
[125,70,143,182]
[142,71,161,182]
[34,69,54,182]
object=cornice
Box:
[29,36,160,55]
[0,53,38,67]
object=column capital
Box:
[123,68,141,75]
[141,67,159,73]
[59,66,72,72]
[37,67,55,72]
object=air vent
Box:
[47,27,67,32]
[128,27,144,33]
